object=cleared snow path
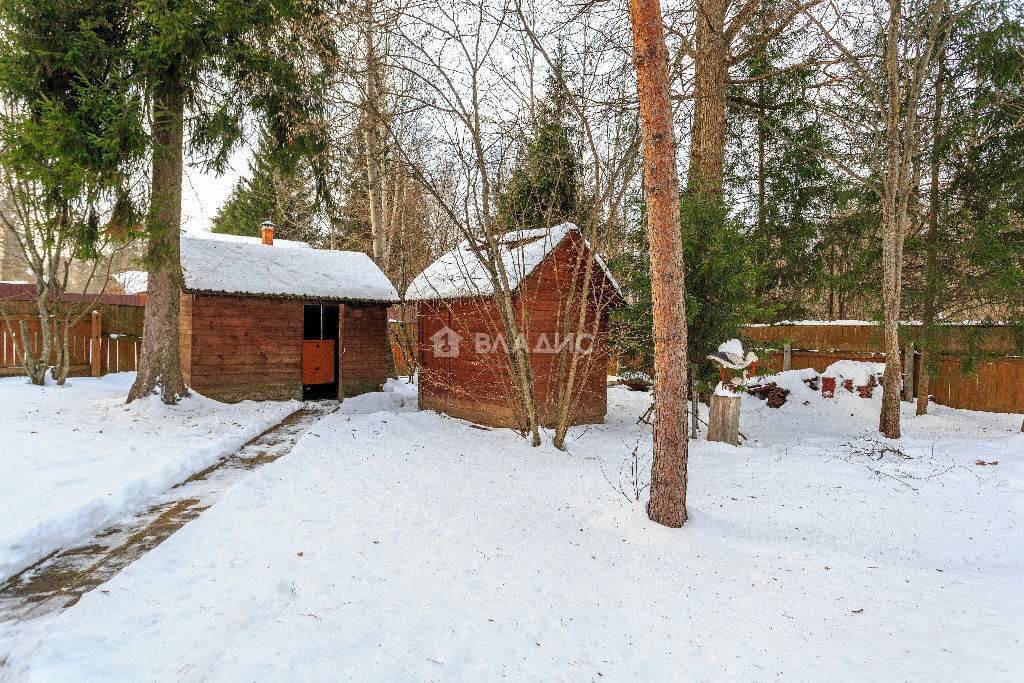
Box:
[0,373,301,583]
[0,402,335,665]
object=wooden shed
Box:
[179,230,398,402]
[406,224,623,429]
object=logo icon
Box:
[429,326,463,358]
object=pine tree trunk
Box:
[688,0,729,199]
[629,0,689,528]
[128,79,188,405]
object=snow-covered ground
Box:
[0,373,299,584]
[4,374,1022,679]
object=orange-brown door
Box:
[303,340,335,385]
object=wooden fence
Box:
[390,321,418,376]
[0,302,144,378]
[745,323,1024,415]
[391,319,1024,414]
[20,303,1005,415]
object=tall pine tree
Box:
[2,0,336,403]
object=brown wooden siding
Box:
[181,293,389,402]
[340,303,389,396]
[417,233,615,429]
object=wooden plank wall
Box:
[517,233,611,427]
[182,294,391,402]
[417,233,614,429]
[745,324,1024,414]
[183,294,305,402]
[340,303,390,396]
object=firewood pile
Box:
[746,382,790,408]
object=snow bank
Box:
[405,223,621,301]
[0,373,299,583]
[714,380,739,396]
[6,375,1023,679]
[823,360,886,386]
[180,235,398,301]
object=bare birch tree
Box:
[511,2,643,449]
[0,170,133,384]
[729,0,956,437]
[800,0,952,438]
[392,0,545,444]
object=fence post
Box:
[90,310,102,377]
[783,343,792,372]
[903,343,914,402]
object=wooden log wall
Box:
[417,233,615,429]
[340,303,390,396]
[182,294,306,402]
[182,293,391,402]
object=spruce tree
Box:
[498,59,589,234]
[727,32,842,321]
[4,0,334,404]
[0,0,143,247]
[212,135,323,245]
[614,193,770,396]
[903,2,1024,413]
[128,1,332,403]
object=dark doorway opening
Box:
[302,304,339,400]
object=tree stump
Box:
[708,394,741,446]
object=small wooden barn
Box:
[179,229,398,402]
[406,224,623,429]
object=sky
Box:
[179,146,251,234]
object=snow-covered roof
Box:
[180,235,398,302]
[405,223,622,301]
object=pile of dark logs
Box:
[746,382,790,408]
